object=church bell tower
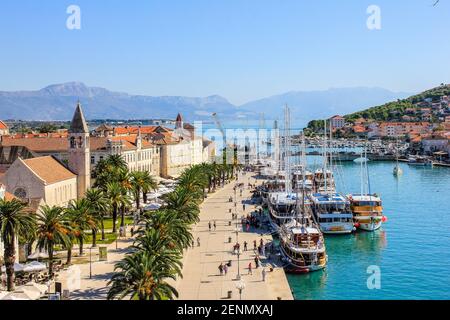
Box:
[68,102,91,199]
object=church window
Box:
[70,137,76,149]
[13,187,27,199]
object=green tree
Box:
[0,199,36,291]
[36,205,71,278]
[66,198,97,255]
[107,251,179,300]
[85,188,110,241]
[130,171,157,210]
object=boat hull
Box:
[284,263,326,274]
[318,223,354,234]
[280,246,327,273]
[356,220,382,231]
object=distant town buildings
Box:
[0,104,217,207]
[329,115,345,129]
[0,121,9,136]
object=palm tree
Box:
[106,182,129,233]
[142,209,193,251]
[93,155,128,191]
[198,163,213,193]
[106,154,128,171]
[107,251,179,300]
[177,166,206,199]
[36,205,71,278]
[117,168,133,227]
[0,199,36,291]
[85,188,110,242]
[130,171,157,210]
[162,188,200,224]
[66,199,97,255]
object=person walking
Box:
[213,220,217,231]
[243,241,248,251]
[223,264,228,276]
[219,263,224,276]
[208,221,212,232]
[197,237,201,247]
[243,204,246,212]
[262,268,267,282]
[254,256,259,269]
[253,240,257,251]
[248,262,253,275]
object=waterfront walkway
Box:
[175,172,293,300]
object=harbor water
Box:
[288,159,450,300]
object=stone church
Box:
[0,103,91,208]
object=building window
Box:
[13,187,27,199]
[91,156,95,164]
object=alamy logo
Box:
[366,265,381,289]
[66,5,81,30]
[366,5,381,30]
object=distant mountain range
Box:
[0,82,412,125]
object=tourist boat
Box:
[279,218,327,273]
[309,192,354,234]
[407,156,433,166]
[266,105,298,230]
[348,146,387,231]
[267,191,298,230]
[347,194,386,231]
[313,168,336,193]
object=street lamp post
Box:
[89,247,92,279]
[236,279,246,300]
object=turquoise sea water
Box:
[288,160,450,300]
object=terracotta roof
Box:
[113,126,164,135]
[0,120,8,130]
[353,125,366,133]
[1,136,68,152]
[1,135,156,153]
[22,156,76,184]
[147,132,179,145]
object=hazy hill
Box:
[0,82,412,125]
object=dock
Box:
[175,172,293,300]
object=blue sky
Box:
[0,0,449,105]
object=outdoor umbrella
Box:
[1,263,24,273]
[28,250,49,260]
[144,203,162,211]
[23,261,47,273]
